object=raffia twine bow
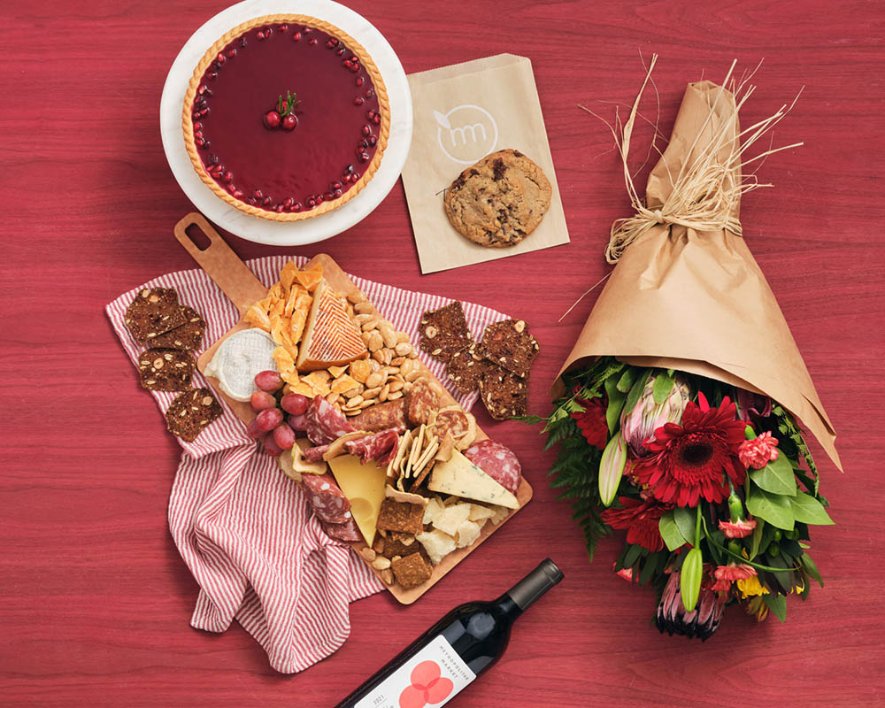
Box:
[603,55,802,264]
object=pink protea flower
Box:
[738,431,779,470]
[656,571,726,640]
[710,563,757,592]
[620,375,691,456]
[718,517,757,539]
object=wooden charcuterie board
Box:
[174,212,532,603]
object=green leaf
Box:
[603,376,627,435]
[800,553,824,587]
[680,548,703,612]
[749,519,766,560]
[763,593,788,622]
[652,374,674,405]
[790,493,835,526]
[750,454,797,497]
[747,488,795,531]
[623,371,651,417]
[659,511,689,551]
[673,507,696,547]
[616,367,637,394]
[623,543,644,568]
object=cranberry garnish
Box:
[283,197,295,208]
[227,48,237,58]
[354,97,364,106]
[264,110,281,129]
[215,53,225,64]
[366,110,376,120]
[334,189,343,198]
[316,194,324,204]
[293,202,303,212]
[366,88,375,98]
[208,71,218,80]
[293,31,302,41]
[263,196,273,206]
[194,121,203,131]
[282,114,298,131]
[223,171,234,183]
[362,125,372,137]
[332,181,343,190]
[307,197,317,208]
[325,191,334,200]
[368,135,377,147]
[336,48,346,56]
[280,24,289,31]
[253,189,264,199]
[233,189,244,200]
[308,38,318,46]
[247,197,258,206]
[352,171,361,181]
[372,114,380,125]
[303,27,313,33]
[275,204,285,213]
[358,151,370,163]
[257,30,266,40]
[356,77,364,87]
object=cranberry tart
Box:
[182,15,390,221]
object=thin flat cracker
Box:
[419,302,472,363]
[165,388,222,442]
[479,364,528,420]
[150,306,206,351]
[478,319,539,378]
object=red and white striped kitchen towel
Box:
[106,255,509,674]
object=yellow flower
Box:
[737,575,769,599]
[745,595,769,622]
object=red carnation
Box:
[633,394,747,507]
[571,395,609,450]
[601,496,670,552]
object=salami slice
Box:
[321,517,362,543]
[464,440,521,494]
[302,444,330,463]
[350,400,407,433]
[305,395,354,445]
[345,428,400,466]
[302,473,351,524]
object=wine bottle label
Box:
[355,634,476,708]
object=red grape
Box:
[287,414,307,431]
[272,423,296,450]
[254,370,283,392]
[255,407,283,432]
[262,434,283,457]
[246,418,264,440]
[281,393,309,415]
[250,390,277,412]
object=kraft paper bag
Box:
[403,54,570,274]
[555,79,841,470]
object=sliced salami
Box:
[321,517,362,543]
[345,428,400,466]
[350,399,407,433]
[302,473,351,524]
[302,444,330,463]
[305,395,354,445]
[464,440,522,494]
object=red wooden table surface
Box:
[2,0,884,705]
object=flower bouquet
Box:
[546,59,840,639]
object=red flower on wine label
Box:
[398,660,454,708]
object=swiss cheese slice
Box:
[328,454,387,545]
[428,449,520,509]
[297,280,368,371]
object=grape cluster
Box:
[247,370,310,456]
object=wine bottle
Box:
[337,558,564,708]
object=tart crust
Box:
[182,14,390,222]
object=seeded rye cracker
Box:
[446,345,489,394]
[165,388,222,442]
[477,319,539,378]
[391,552,434,590]
[479,365,528,420]
[124,288,189,344]
[150,306,206,351]
[138,348,195,391]
[419,302,472,362]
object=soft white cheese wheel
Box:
[204,328,277,402]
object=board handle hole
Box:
[184,222,212,251]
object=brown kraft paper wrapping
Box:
[556,79,841,470]
[403,54,570,274]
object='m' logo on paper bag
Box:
[434,105,498,164]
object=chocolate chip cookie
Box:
[443,149,552,248]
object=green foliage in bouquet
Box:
[544,357,833,638]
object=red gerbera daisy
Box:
[633,394,746,507]
[600,496,670,552]
[571,395,609,450]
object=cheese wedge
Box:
[297,280,368,371]
[428,449,520,509]
[328,454,387,545]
